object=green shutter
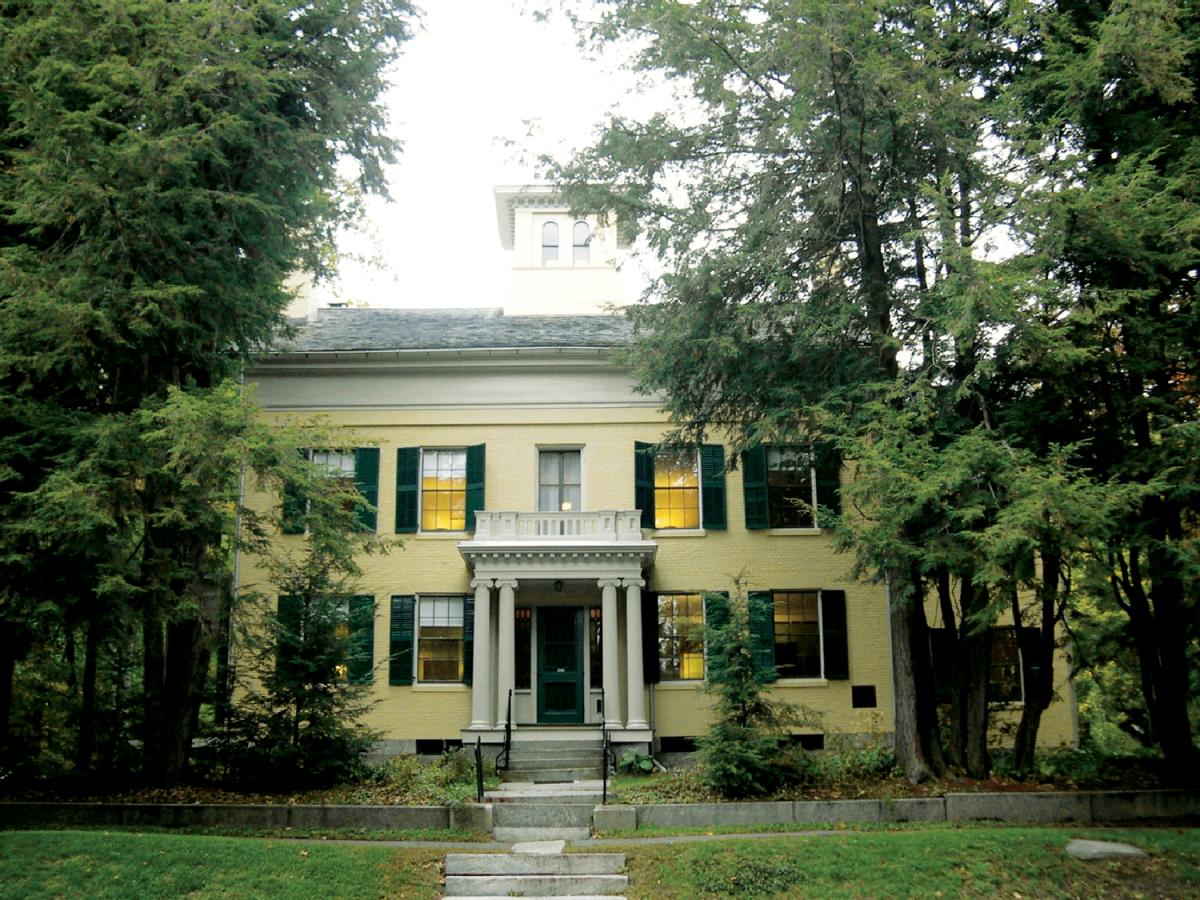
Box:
[700,444,727,530]
[354,448,380,532]
[348,594,375,685]
[814,442,841,527]
[462,593,475,685]
[395,448,419,533]
[741,445,769,530]
[465,444,486,531]
[642,591,661,685]
[748,590,776,683]
[703,591,730,676]
[821,589,850,680]
[634,442,655,530]
[281,448,309,534]
[389,595,415,685]
[276,595,302,675]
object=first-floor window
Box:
[417,595,464,682]
[658,592,705,680]
[988,626,1025,703]
[773,590,821,678]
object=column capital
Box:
[597,577,621,590]
[495,578,519,590]
[470,578,495,590]
[621,577,646,589]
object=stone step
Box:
[444,874,628,896]
[506,753,604,767]
[492,779,604,791]
[486,790,603,804]
[445,853,625,876]
[493,826,592,842]
[494,803,594,827]
[501,767,604,782]
[504,739,602,751]
[450,896,626,900]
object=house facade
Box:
[240,187,1078,756]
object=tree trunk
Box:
[888,565,946,783]
[142,604,167,783]
[1012,550,1059,775]
[960,578,991,779]
[75,608,101,773]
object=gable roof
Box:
[270,307,633,354]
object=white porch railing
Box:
[472,510,645,542]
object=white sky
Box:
[312,2,647,310]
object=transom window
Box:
[573,221,591,264]
[774,590,821,678]
[417,595,464,682]
[654,449,700,529]
[658,592,705,680]
[539,449,582,512]
[541,221,559,265]
[421,449,467,531]
[766,445,817,528]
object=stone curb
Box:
[608,789,1200,830]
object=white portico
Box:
[459,510,656,746]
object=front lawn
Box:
[619,826,1200,898]
[0,831,444,900]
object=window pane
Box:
[417,595,464,682]
[653,449,700,529]
[658,592,704,680]
[542,221,559,264]
[774,591,820,678]
[421,448,468,531]
[573,221,591,264]
[767,445,815,528]
[515,608,532,690]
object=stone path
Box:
[486,779,603,843]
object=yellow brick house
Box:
[238,186,1077,758]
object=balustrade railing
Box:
[471,510,644,543]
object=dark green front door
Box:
[537,606,584,724]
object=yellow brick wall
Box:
[237,402,1075,749]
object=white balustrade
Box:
[470,510,646,543]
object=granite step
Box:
[446,853,625,876]
[493,826,592,842]
[443,874,628,896]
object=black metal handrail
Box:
[496,689,513,773]
[474,736,484,802]
[600,688,617,804]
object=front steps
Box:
[444,841,627,898]
[499,739,606,783]
[486,775,609,842]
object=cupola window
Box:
[541,221,559,264]
[573,221,591,264]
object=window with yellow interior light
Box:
[658,592,705,680]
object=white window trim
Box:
[657,590,707,683]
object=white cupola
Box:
[493,185,630,316]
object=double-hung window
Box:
[276,594,375,685]
[927,625,1035,704]
[657,592,706,680]
[742,443,840,530]
[539,449,581,512]
[395,445,485,533]
[634,443,727,531]
[417,595,465,682]
[281,448,380,534]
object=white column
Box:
[495,578,518,728]
[599,578,623,727]
[624,578,649,729]
[468,579,493,729]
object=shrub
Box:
[696,584,818,797]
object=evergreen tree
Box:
[0,0,413,782]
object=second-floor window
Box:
[422,448,467,531]
[634,442,728,531]
[539,449,581,512]
[654,449,700,529]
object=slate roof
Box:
[271,307,633,353]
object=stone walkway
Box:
[443,839,627,899]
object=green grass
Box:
[1,823,486,842]
[618,826,1200,898]
[0,831,445,900]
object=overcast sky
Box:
[312,2,646,310]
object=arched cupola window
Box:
[573,221,591,265]
[541,221,559,265]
